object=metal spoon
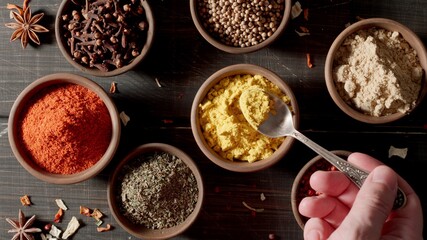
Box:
[240,89,406,210]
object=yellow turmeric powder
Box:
[198,74,290,163]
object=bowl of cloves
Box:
[55,0,155,77]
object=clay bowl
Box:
[291,150,351,229]
[325,18,427,124]
[191,64,299,172]
[107,143,204,239]
[190,0,291,54]
[55,0,155,77]
[8,73,121,184]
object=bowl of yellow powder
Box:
[191,64,300,172]
[325,18,427,124]
[8,73,121,184]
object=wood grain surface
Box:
[0,0,426,239]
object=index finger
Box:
[309,152,385,208]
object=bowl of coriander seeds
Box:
[325,18,427,124]
[190,0,292,54]
[107,143,204,239]
[55,0,155,77]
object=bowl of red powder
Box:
[291,150,351,229]
[8,73,121,184]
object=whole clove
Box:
[60,0,149,72]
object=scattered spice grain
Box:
[62,216,80,239]
[291,1,302,19]
[109,81,117,93]
[20,195,32,206]
[303,8,309,21]
[96,224,112,232]
[242,201,264,212]
[388,146,408,159]
[53,208,64,223]
[117,151,199,229]
[306,53,313,68]
[119,111,130,126]
[18,83,112,175]
[79,206,91,217]
[55,199,68,211]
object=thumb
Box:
[330,165,398,240]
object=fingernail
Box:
[306,229,321,240]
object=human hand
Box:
[298,152,423,240]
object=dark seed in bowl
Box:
[60,0,149,72]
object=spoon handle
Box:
[290,129,406,210]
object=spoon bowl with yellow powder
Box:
[191,64,299,172]
[325,18,427,124]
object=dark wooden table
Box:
[1,0,426,239]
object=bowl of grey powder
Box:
[190,0,292,54]
[107,143,204,239]
[325,18,427,124]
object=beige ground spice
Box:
[333,27,423,117]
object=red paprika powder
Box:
[18,83,112,175]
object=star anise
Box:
[5,209,42,240]
[5,2,49,49]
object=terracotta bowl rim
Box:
[8,73,121,184]
[107,143,204,239]
[189,0,292,54]
[324,17,427,124]
[55,0,155,77]
[190,63,300,172]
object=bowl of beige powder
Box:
[191,64,300,172]
[325,18,427,124]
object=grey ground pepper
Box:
[117,152,198,229]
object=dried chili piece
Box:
[162,119,174,124]
[299,26,309,33]
[110,81,117,93]
[54,208,64,223]
[97,223,112,232]
[303,8,309,21]
[79,206,92,217]
[91,208,103,221]
[20,195,32,206]
[306,53,313,68]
